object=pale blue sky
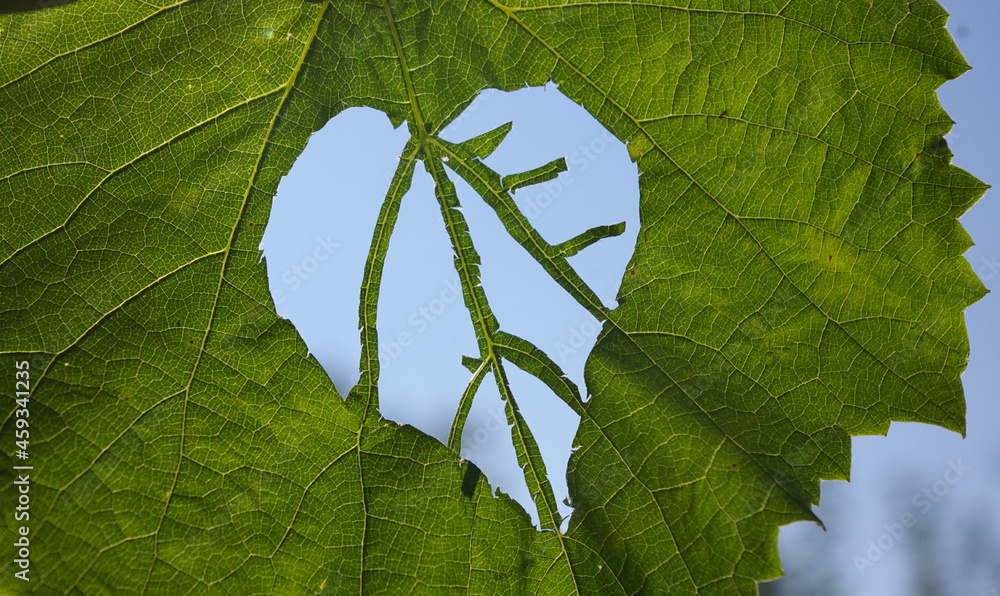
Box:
[260,2,1000,591]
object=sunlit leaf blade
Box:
[0,0,985,594]
[565,1,987,592]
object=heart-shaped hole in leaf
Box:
[261,85,639,525]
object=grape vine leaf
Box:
[0,0,986,594]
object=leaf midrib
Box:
[379,2,583,591]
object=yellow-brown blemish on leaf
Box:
[166,182,201,216]
[627,135,652,162]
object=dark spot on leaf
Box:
[629,268,636,276]
[719,110,728,118]
[189,340,194,344]
[461,462,482,498]
[828,255,833,261]
[731,463,737,468]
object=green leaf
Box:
[554,223,627,258]
[0,0,985,594]
[500,157,568,193]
